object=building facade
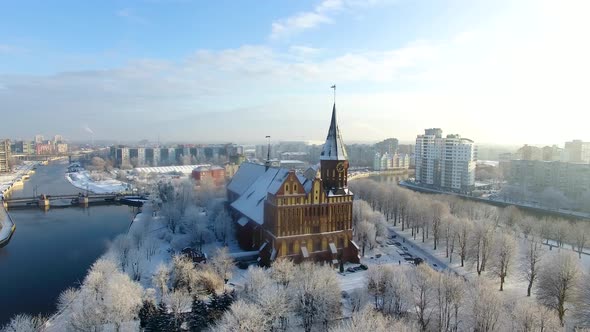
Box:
[227,104,359,265]
[509,160,590,201]
[564,140,590,163]
[0,139,11,173]
[415,129,476,192]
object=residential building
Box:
[0,139,11,173]
[227,103,359,266]
[564,140,590,163]
[515,144,543,161]
[415,129,476,192]
[56,143,68,154]
[509,160,590,201]
[192,166,225,185]
[35,141,54,155]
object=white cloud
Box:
[269,0,393,39]
[116,8,147,24]
[0,44,25,55]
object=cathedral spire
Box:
[320,102,348,161]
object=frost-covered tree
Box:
[366,264,411,317]
[433,272,464,332]
[57,287,79,313]
[571,222,589,259]
[410,264,436,331]
[165,289,192,329]
[536,252,581,325]
[352,199,374,229]
[153,263,171,299]
[512,301,560,332]
[356,220,376,256]
[211,247,234,285]
[291,262,341,332]
[0,314,45,332]
[574,272,590,328]
[102,272,143,331]
[214,209,233,245]
[491,232,516,291]
[329,305,415,332]
[468,281,504,332]
[171,255,199,294]
[215,300,268,332]
[270,257,296,287]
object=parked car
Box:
[346,267,356,273]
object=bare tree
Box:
[522,233,544,297]
[512,301,560,332]
[430,201,450,250]
[433,272,464,332]
[536,252,581,325]
[573,272,590,328]
[410,264,436,331]
[571,222,589,259]
[469,220,495,275]
[455,218,471,267]
[468,281,504,332]
[491,232,516,291]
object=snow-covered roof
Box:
[296,173,314,194]
[237,216,249,227]
[227,163,267,196]
[320,104,348,161]
[230,167,289,225]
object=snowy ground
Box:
[0,205,16,245]
[65,171,130,194]
[133,165,211,175]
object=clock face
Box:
[336,162,345,173]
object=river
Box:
[0,162,134,325]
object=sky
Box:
[1,0,589,146]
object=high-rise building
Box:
[34,135,44,144]
[415,129,476,192]
[0,139,11,173]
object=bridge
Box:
[2,193,123,210]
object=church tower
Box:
[320,103,349,194]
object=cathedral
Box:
[227,103,360,265]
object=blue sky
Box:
[1,0,589,145]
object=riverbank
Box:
[349,168,412,181]
[0,205,16,247]
[65,170,130,194]
[0,162,39,199]
[399,180,590,221]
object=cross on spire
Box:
[331,84,336,104]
